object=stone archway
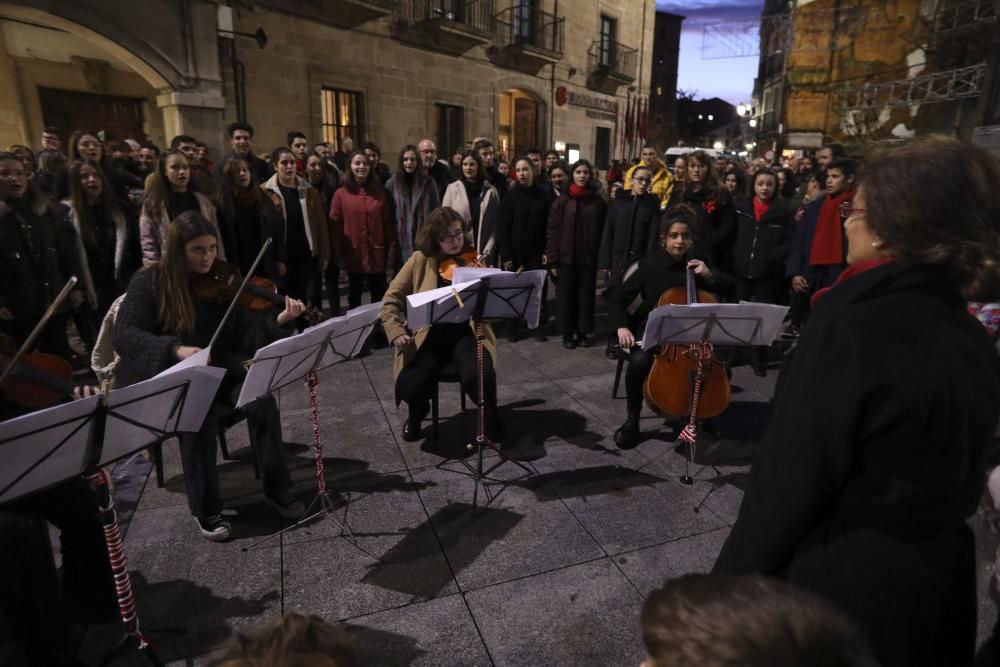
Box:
[497,87,547,159]
[0,2,224,149]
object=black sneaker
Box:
[578,335,592,348]
[562,336,577,349]
[265,489,305,519]
[194,514,231,542]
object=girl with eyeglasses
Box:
[381,206,502,445]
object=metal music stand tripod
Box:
[636,302,788,501]
[409,270,546,514]
[0,360,226,666]
[238,303,383,558]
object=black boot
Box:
[614,412,641,449]
[402,399,429,442]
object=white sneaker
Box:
[194,514,231,542]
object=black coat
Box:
[0,197,81,321]
[667,186,736,270]
[730,197,795,280]
[497,183,553,268]
[544,192,608,268]
[608,248,733,331]
[714,261,1000,667]
[597,192,661,280]
[215,152,273,186]
[426,160,453,203]
[112,267,290,387]
[216,194,287,281]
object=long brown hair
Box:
[143,149,196,220]
[343,150,381,194]
[218,156,264,223]
[156,210,218,334]
[67,159,119,246]
[394,144,426,191]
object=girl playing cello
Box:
[609,204,733,449]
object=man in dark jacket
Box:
[0,153,82,359]
[215,121,272,185]
[417,138,454,200]
[474,139,508,200]
[361,141,392,186]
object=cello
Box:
[642,264,731,419]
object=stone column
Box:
[156,91,227,152]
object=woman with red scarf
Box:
[731,168,795,375]
[666,150,736,270]
[715,136,1000,667]
[543,159,607,348]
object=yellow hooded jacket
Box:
[623,161,674,210]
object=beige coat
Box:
[381,251,497,404]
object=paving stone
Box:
[281,475,459,619]
[345,594,491,666]
[411,464,604,591]
[530,442,727,555]
[122,503,283,663]
[466,558,645,667]
[613,526,732,596]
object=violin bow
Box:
[207,238,273,351]
[0,276,78,388]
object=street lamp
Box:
[749,118,758,128]
[737,104,748,117]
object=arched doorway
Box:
[497,88,544,158]
[0,3,224,152]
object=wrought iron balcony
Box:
[586,39,637,94]
[254,0,396,29]
[490,5,564,73]
[393,0,495,54]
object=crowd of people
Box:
[1,118,999,667]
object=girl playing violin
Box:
[113,210,307,541]
[609,204,733,449]
[380,206,502,444]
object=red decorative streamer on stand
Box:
[307,370,325,494]
[678,340,714,456]
[89,468,157,654]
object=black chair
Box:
[150,406,258,488]
[430,363,468,442]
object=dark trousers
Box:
[623,345,658,415]
[347,272,388,310]
[735,275,785,367]
[284,256,317,306]
[396,325,497,428]
[324,259,341,316]
[178,378,292,518]
[556,263,597,337]
[790,264,846,327]
[1,479,118,665]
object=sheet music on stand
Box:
[407,269,547,330]
[0,361,225,504]
[642,302,789,349]
[236,301,382,408]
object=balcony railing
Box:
[396,0,495,35]
[494,5,564,56]
[588,39,637,82]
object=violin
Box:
[191,260,323,324]
[438,248,486,283]
[0,334,75,408]
[642,264,731,419]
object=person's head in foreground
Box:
[641,574,879,667]
[210,612,358,667]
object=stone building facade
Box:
[0,0,655,169]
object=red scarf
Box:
[752,195,771,222]
[811,256,895,306]
[568,183,589,199]
[295,158,305,176]
[809,189,854,266]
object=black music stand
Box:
[636,302,787,494]
[0,364,225,666]
[237,302,382,557]
[407,270,546,515]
